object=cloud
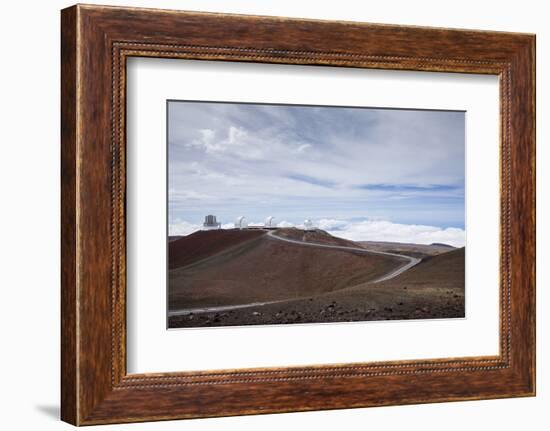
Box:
[169,220,200,236]
[318,218,465,247]
[277,220,295,228]
[228,126,247,145]
[169,218,465,248]
[288,174,336,188]
[293,143,312,153]
[168,189,212,201]
[184,123,268,160]
[317,219,349,230]
[199,128,215,143]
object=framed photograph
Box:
[61,4,535,425]
[165,100,466,329]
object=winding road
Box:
[266,230,420,283]
[168,229,421,317]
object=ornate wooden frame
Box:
[61,4,535,426]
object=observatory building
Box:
[304,219,314,231]
[265,216,275,228]
[235,216,248,229]
[202,214,221,230]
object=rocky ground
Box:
[168,228,403,311]
[168,247,465,328]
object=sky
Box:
[168,101,466,247]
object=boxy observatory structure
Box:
[202,214,221,230]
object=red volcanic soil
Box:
[381,246,465,285]
[168,228,404,310]
[168,229,265,270]
[169,246,465,328]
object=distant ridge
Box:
[359,240,456,259]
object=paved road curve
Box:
[266,230,421,283]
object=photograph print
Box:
[167,101,465,329]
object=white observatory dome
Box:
[235,216,248,229]
[265,216,275,228]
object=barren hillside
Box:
[168,228,404,311]
[168,229,265,270]
[169,241,465,327]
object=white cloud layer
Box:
[317,219,465,247]
[169,220,201,236]
[169,218,465,248]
